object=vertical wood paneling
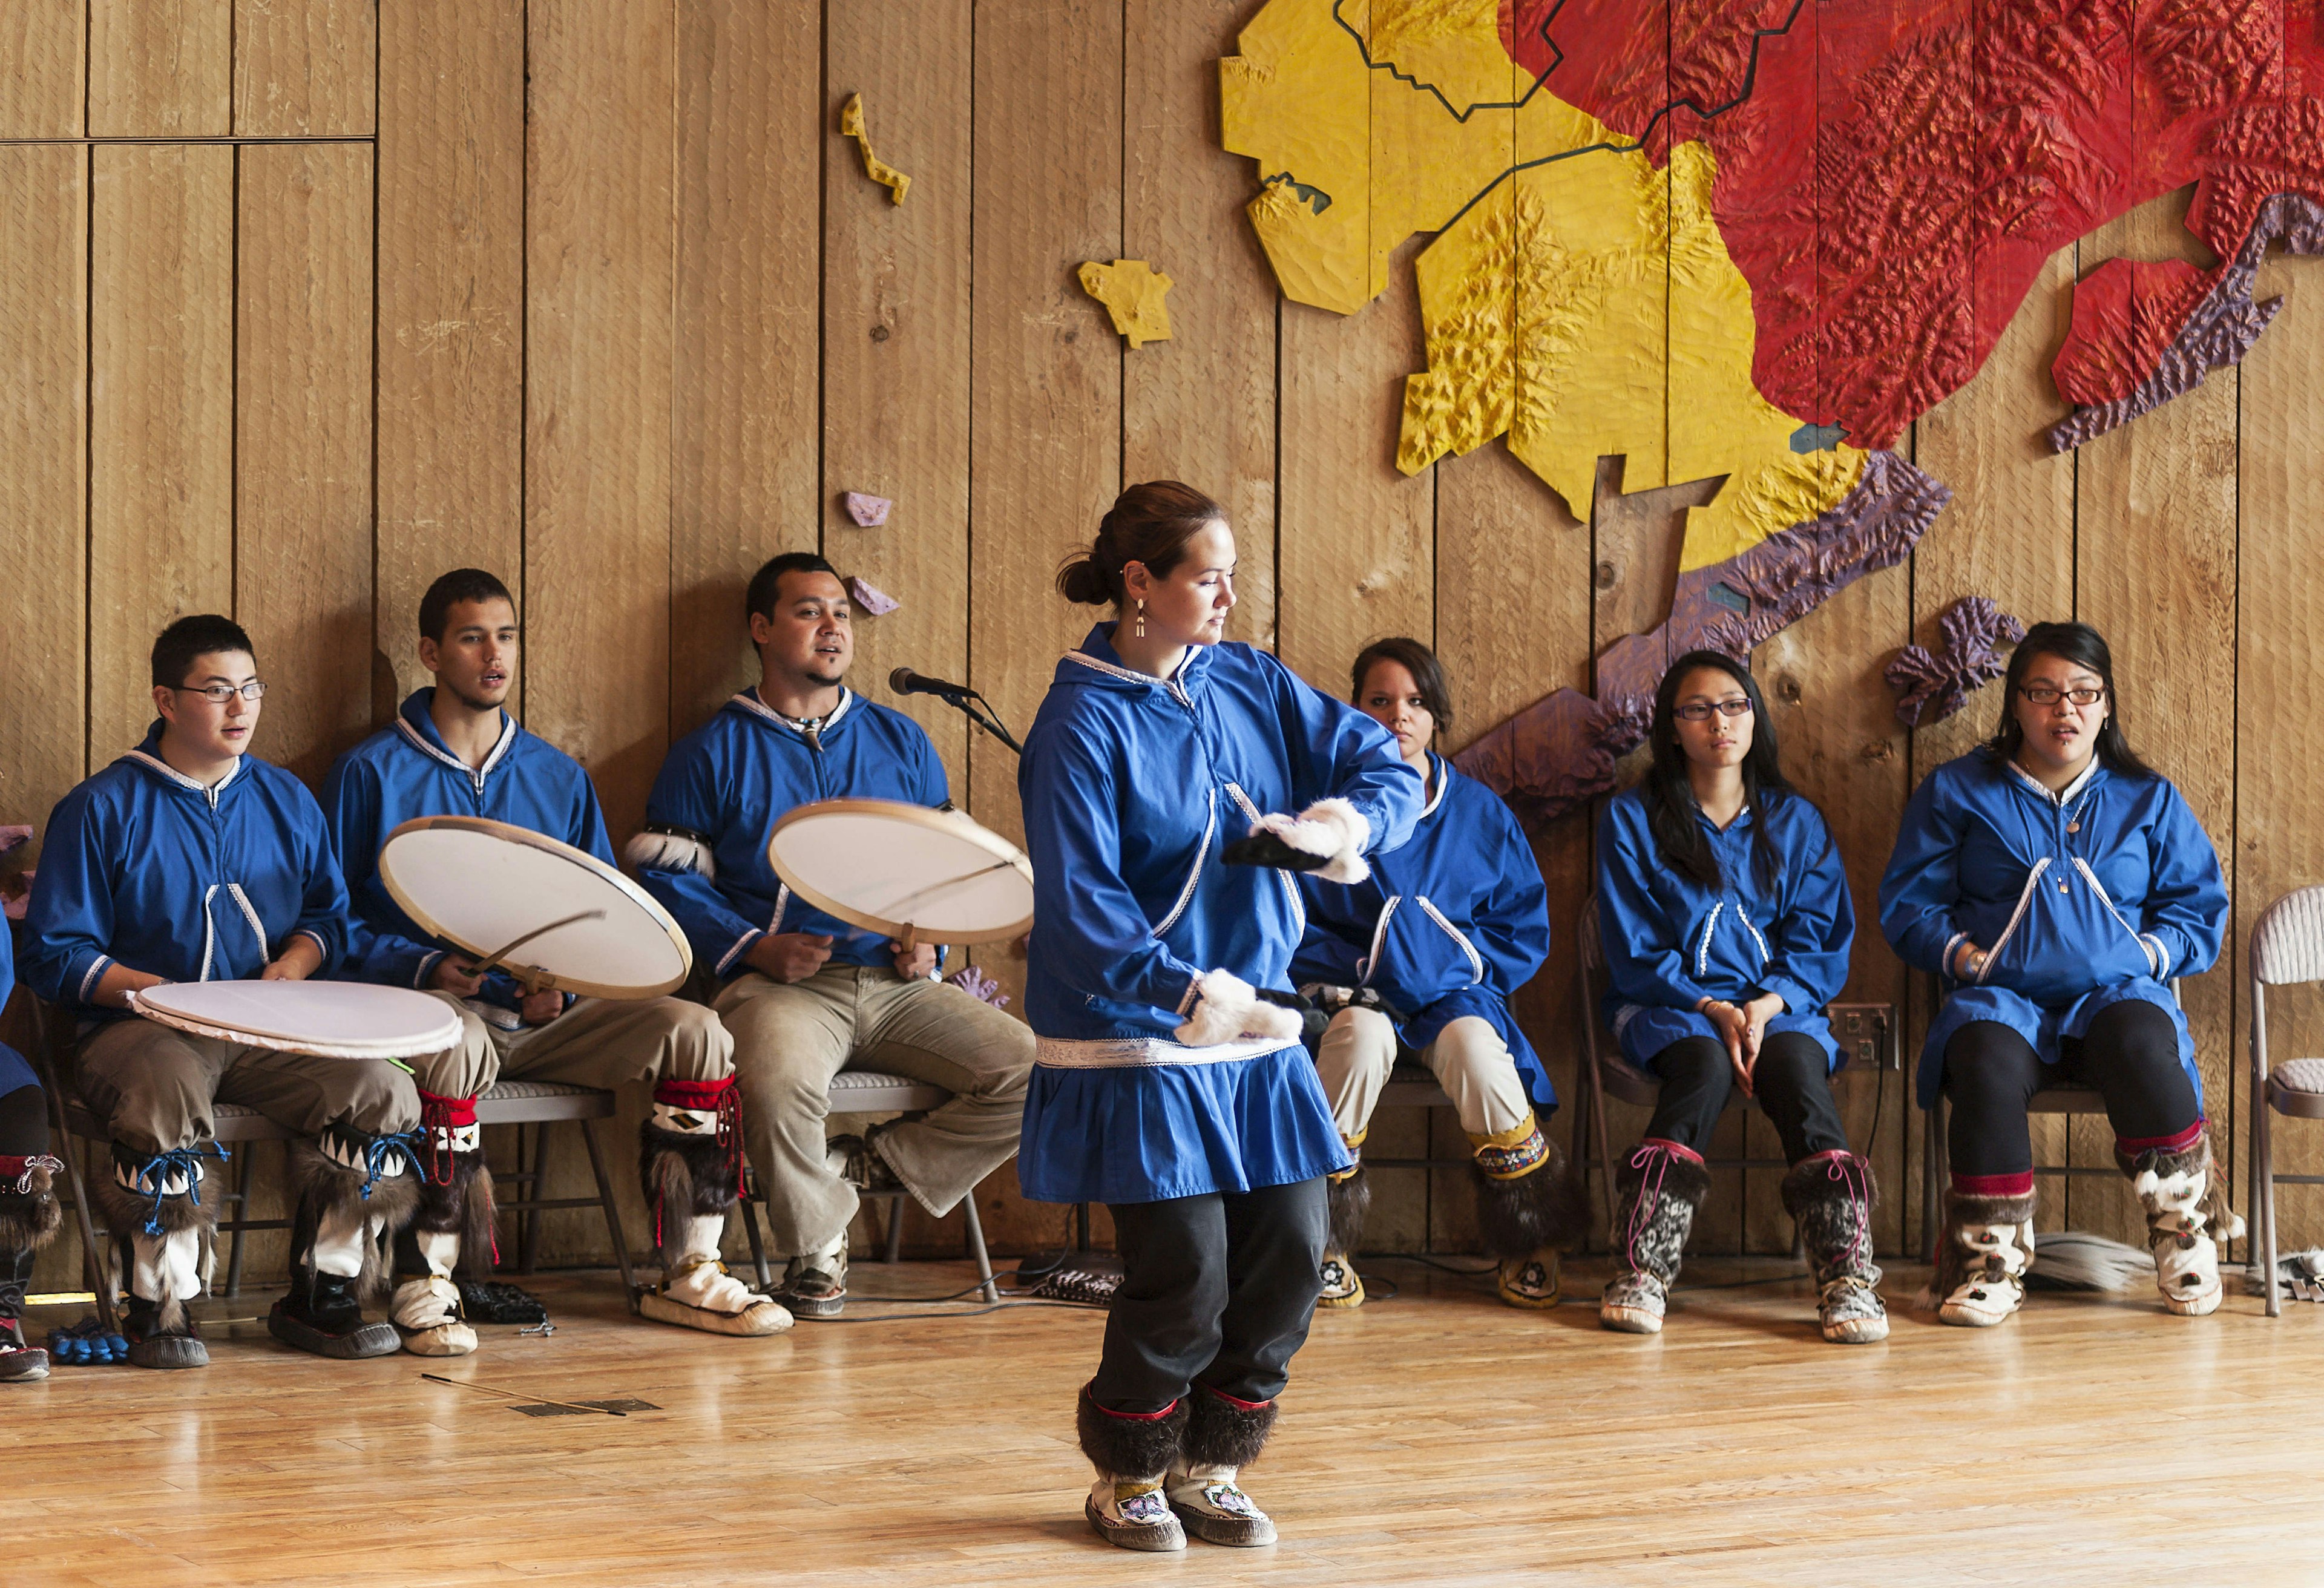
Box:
[1123,0,1280,651]
[1910,244,2080,1236]
[90,0,231,136]
[88,143,235,762]
[0,0,84,137]
[375,0,524,703]
[1277,287,1434,687]
[235,143,373,787]
[1433,440,1593,1248]
[967,0,1123,842]
[671,0,821,737]
[2074,188,2239,1244]
[0,146,87,846]
[2239,244,2324,1251]
[822,2,974,795]
[234,0,375,136]
[525,1,675,842]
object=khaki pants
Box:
[77,1017,420,1155]
[409,993,732,1098]
[715,965,1033,1255]
[1314,1006,1531,1143]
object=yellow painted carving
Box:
[1223,0,1863,569]
[840,93,910,205]
[1078,260,1175,349]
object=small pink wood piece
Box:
[843,491,891,527]
[845,576,901,615]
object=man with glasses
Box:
[22,615,427,1368]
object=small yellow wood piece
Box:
[839,92,910,205]
[1077,259,1175,349]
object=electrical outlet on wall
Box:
[1828,1002,1899,1071]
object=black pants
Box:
[1091,1178,1327,1415]
[0,1084,45,1158]
[1641,1033,1848,1163]
[1942,999,2199,1178]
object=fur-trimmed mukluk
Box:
[2118,1126,2243,1317]
[1316,1159,1369,1308]
[96,1143,225,1370]
[1600,1139,1711,1334]
[1471,1114,1588,1309]
[268,1126,422,1360]
[0,1154,64,1382]
[636,1077,790,1336]
[391,1111,495,1357]
[1780,1149,1888,1344]
[1924,1183,2038,1328]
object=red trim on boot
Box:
[1953,1169,2035,1198]
[654,1075,735,1109]
[1085,1383,1182,1420]
[655,1075,746,1198]
[2116,1118,2204,1155]
[1638,1135,1704,1165]
[1199,1384,1273,1412]
[417,1089,480,1186]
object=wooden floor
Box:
[16,1253,2324,1586]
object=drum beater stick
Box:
[421,1371,627,1417]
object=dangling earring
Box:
[1134,598,1146,640]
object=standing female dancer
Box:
[1292,637,1580,1310]
[1595,651,1882,1343]
[1018,481,1421,1553]
[1880,622,2231,1324]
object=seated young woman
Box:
[1595,650,1882,1344]
[1880,620,2233,1325]
[1291,638,1578,1311]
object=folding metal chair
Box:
[2247,885,2324,1316]
[736,1068,998,1304]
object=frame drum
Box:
[130,981,465,1061]
[767,800,1035,945]
[378,816,693,999]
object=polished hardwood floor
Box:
[15,1253,2324,1586]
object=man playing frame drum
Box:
[324,569,785,1350]
[22,616,426,1368]
[629,553,1034,1319]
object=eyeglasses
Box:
[1673,698,1753,723]
[173,681,268,704]
[2017,685,2104,707]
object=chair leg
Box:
[519,1123,543,1276]
[741,1193,772,1290]
[2259,1092,2280,1318]
[60,1124,117,1335]
[884,1196,905,1264]
[576,1118,638,1310]
[223,1143,255,1299]
[1566,1071,1592,1256]
[960,1186,997,1304]
[1585,1051,1617,1252]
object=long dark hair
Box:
[1641,650,1791,891]
[1055,481,1226,607]
[1986,620,2154,779]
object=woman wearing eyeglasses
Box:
[1594,651,1880,1344]
[1880,621,2230,1326]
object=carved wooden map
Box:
[1221,0,2323,824]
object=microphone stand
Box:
[921,687,1023,756]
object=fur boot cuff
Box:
[290,1134,424,1304]
[1185,1385,1279,1470]
[624,823,716,878]
[0,1157,62,1254]
[1781,1150,1878,1281]
[97,1144,227,1238]
[1326,1164,1370,1256]
[641,1118,746,1239]
[1928,1186,2038,1304]
[1473,1140,1590,1260]
[1247,798,1371,885]
[1175,970,1303,1048]
[409,1150,496,1276]
[1077,1386,1189,1481]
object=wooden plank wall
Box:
[4,3,2316,1283]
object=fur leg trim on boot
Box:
[391,1151,491,1357]
[270,1129,421,1360]
[2118,1126,2242,1317]
[96,1145,222,1369]
[1601,1140,1710,1334]
[1166,1387,1281,1547]
[1080,1389,1192,1549]
[1471,1126,1588,1310]
[1922,1182,2037,1327]
[1318,1162,1369,1308]
[1781,1150,1888,1344]
[0,1155,63,1254]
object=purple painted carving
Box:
[1454,449,1950,828]
[843,491,892,527]
[1,824,30,922]
[948,964,1009,1009]
[2050,194,2324,452]
[845,576,900,615]
[1885,597,2024,728]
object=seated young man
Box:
[24,615,424,1368]
[324,568,784,1351]
[631,553,1034,1318]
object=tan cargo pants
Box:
[409,993,733,1098]
[77,1015,420,1155]
[714,965,1033,1256]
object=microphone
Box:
[890,667,976,701]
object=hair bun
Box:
[1055,553,1113,606]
